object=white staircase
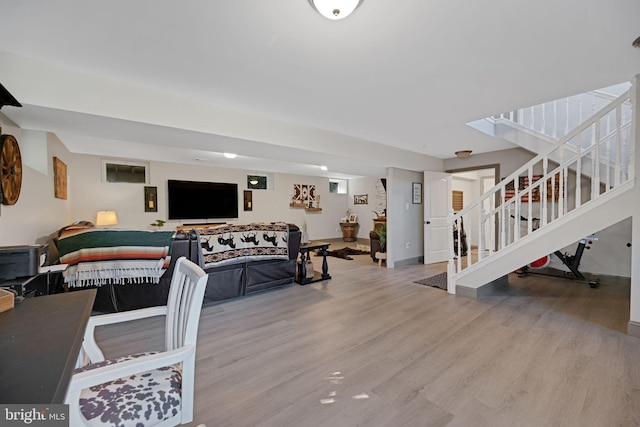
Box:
[467,82,632,153]
[448,87,635,295]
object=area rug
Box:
[317,247,370,260]
[413,272,448,290]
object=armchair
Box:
[369,230,381,262]
[65,257,208,427]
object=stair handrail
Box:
[491,88,632,140]
[449,88,633,279]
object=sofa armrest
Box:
[288,224,301,260]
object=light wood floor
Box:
[95,241,638,427]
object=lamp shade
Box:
[309,0,363,20]
[96,210,118,226]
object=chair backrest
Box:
[165,257,208,351]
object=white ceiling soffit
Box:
[0,0,638,177]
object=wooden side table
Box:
[296,242,332,285]
[340,222,358,242]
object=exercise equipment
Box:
[513,215,599,288]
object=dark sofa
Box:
[58,223,301,312]
[79,229,199,313]
[196,223,301,306]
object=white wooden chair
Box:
[65,257,209,427]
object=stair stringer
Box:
[451,181,634,293]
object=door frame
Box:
[446,164,500,252]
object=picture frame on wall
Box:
[53,157,68,200]
[244,190,253,211]
[412,182,422,204]
[144,186,158,212]
[353,194,368,204]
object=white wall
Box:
[0,118,72,246]
[387,167,425,268]
[550,217,631,278]
[67,153,350,241]
[444,147,535,178]
[346,176,385,240]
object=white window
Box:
[102,160,149,184]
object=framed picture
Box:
[354,194,368,204]
[412,182,422,204]
[244,190,253,211]
[53,157,68,200]
[144,186,158,212]
[349,214,357,223]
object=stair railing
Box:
[450,88,633,278]
[492,88,632,141]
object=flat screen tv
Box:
[168,179,238,220]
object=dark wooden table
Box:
[0,289,96,403]
[296,241,332,285]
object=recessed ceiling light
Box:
[223,153,237,159]
[320,165,328,171]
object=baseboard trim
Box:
[456,274,509,299]
[394,256,423,268]
[628,321,640,338]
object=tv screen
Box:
[168,180,238,220]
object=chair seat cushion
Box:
[74,352,182,427]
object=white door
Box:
[424,171,452,264]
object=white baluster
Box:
[565,98,570,137]
[478,207,484,261]
[527,167,533,235]
[542,157,548,227]
[500,187,506,250]
[628,93,635,182]
[575,132,582,208]
[530,106,535,132]
[593,118,601,200]
[465,212,472,267]
[558,144,565,217]
[579,95,583,124]
[553,100,558,139]
[514,177,520,241]
[615,104,621,186]
[447,208,456,270]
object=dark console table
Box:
[296,241,332,285]
[0,289,96,403]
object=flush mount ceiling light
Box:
[308,0,363,20]
[223,152,237,159]
[455,150,473,160]
[320,165,328,171]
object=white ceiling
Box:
[0,0,639,178]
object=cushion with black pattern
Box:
[73,352,182,427]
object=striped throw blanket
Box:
[57,228,175,288]
[197,222,288,268]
